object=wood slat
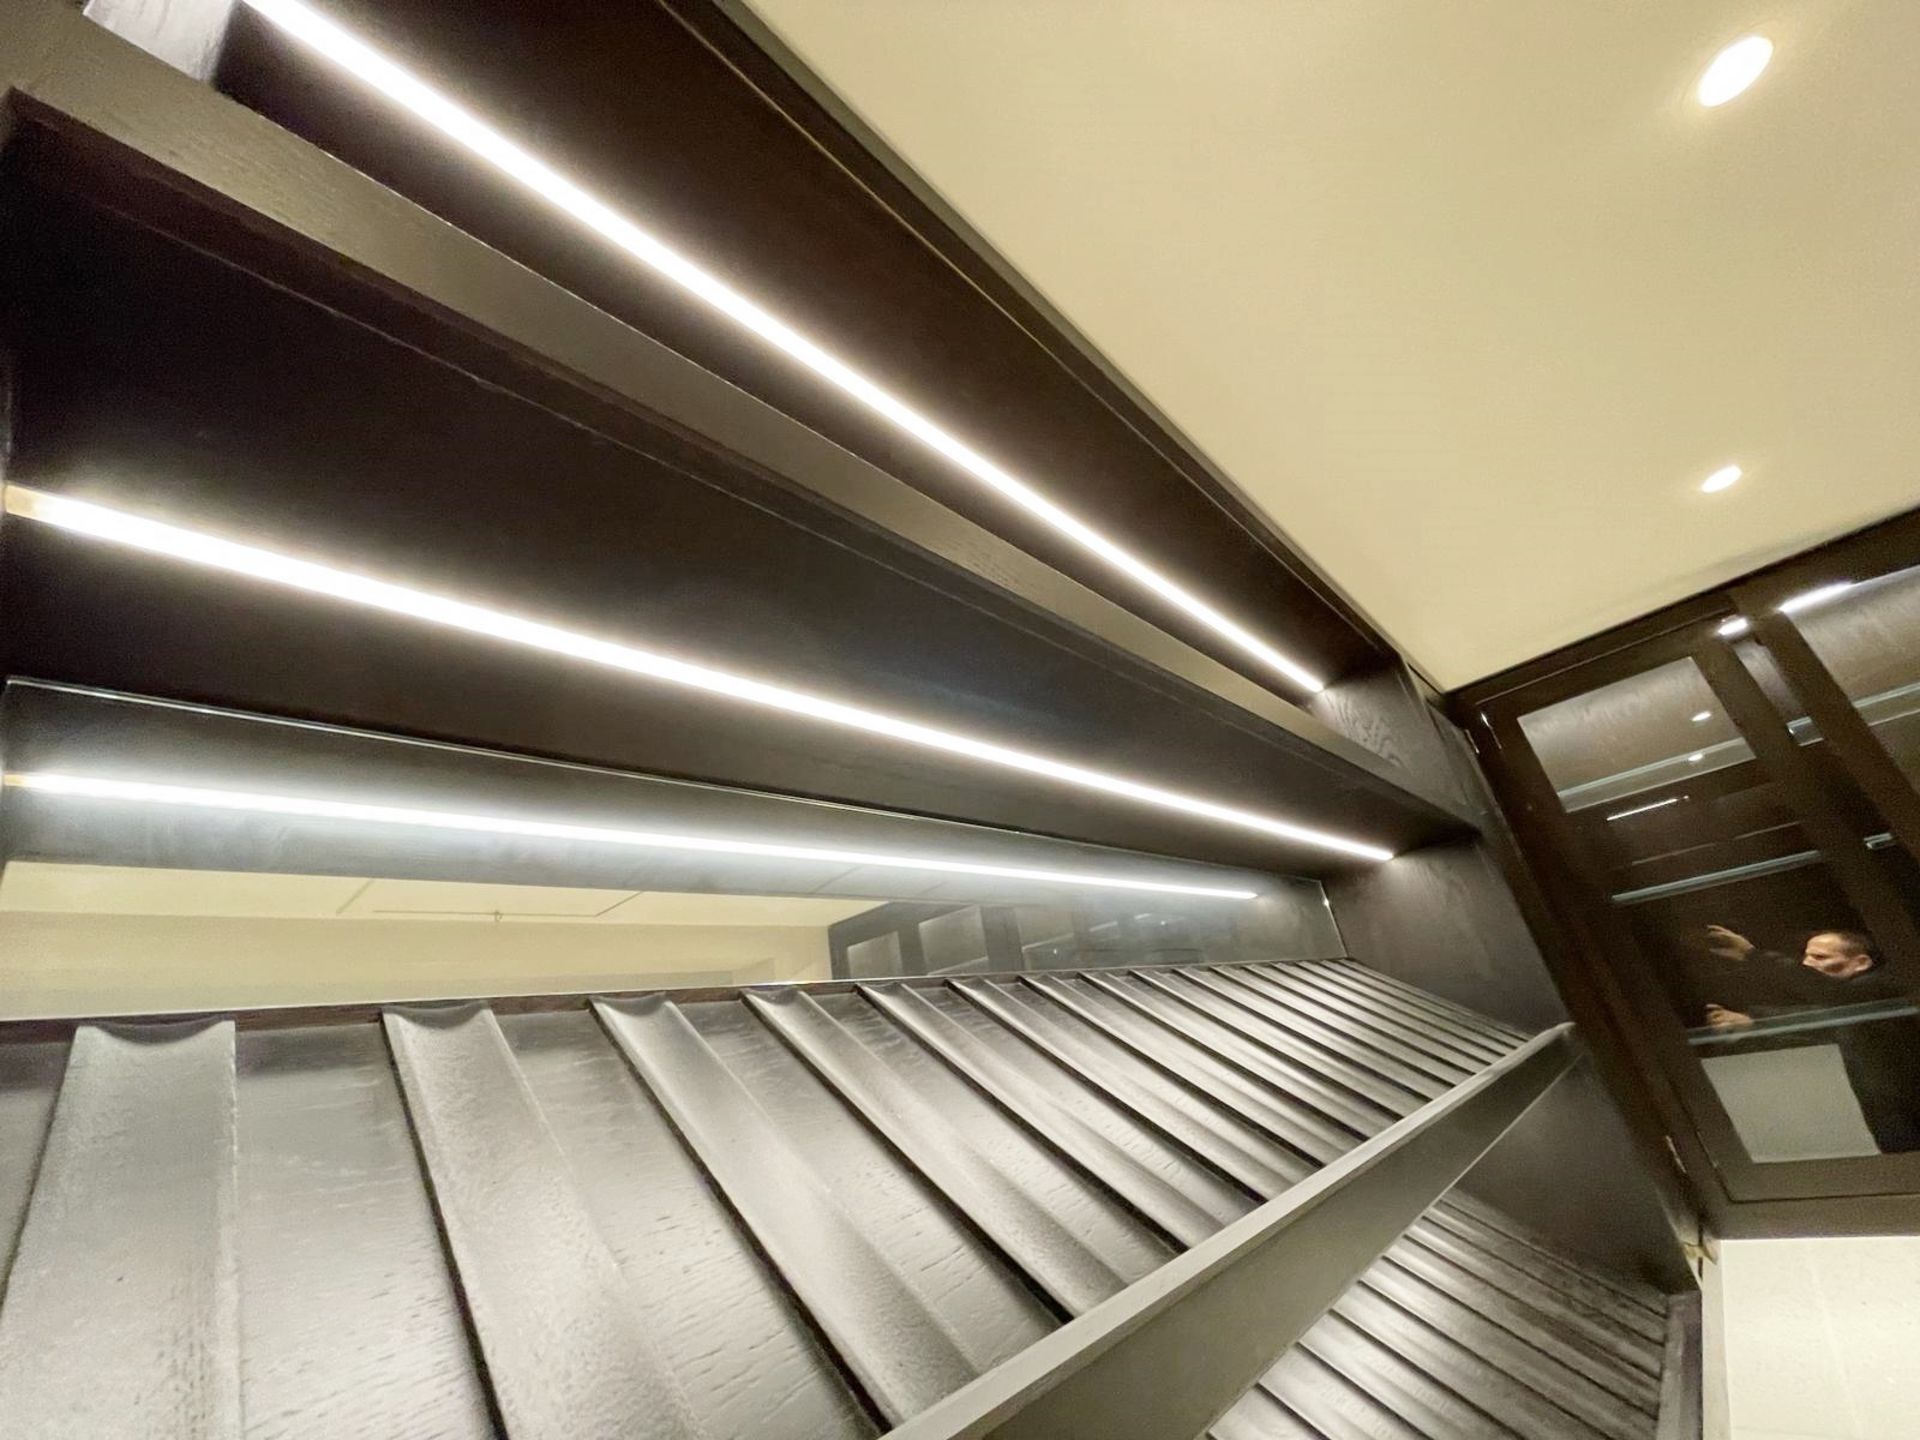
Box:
[384,1005,703,1440]
[1212,966,1475,1086]
[238,1022,495,1440]
[0,1037,67,1285]
[957,978,1295,1198]
[500,1008,875,1440]
[1083,972,1392,1137]
[747,986,1130,1316]
[1132,970,1430,1114]
[0,1021,240,1439]
[1243,963,1494,1074]
[859,982,1231,1247]
[596,996,979,1425]
[1023,974,1356,1164]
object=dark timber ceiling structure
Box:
[0,960,1677,1438]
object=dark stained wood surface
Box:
[0,961,1671,1438]
[0,158,1463,876]
[385,1005,705,1440]
[0,1021,241,1440]
[214,0,1389,692]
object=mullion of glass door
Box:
[1731,591,1920,862]
[1692,636,1920,984]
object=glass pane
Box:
[1519,656,1920,1161]
[1789,561,1920,790]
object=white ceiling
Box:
[746,1,1920,687]
[0,863,876,927]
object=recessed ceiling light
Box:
[0,485,1392,862]
[1699,464,1743,494]
[234,0,1325,696]
[1,772,1260,900]
[1697,36,1774,108]
[1691,711,1712,723]
[1687,752,1706,763]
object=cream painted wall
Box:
[0,911,834,1018]
[1705,1235,1920,1440]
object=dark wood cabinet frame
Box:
[1454,507,1920,1236]
[0,0,1474,883]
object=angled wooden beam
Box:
[883,1023,1578,1440]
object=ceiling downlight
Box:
[1697,36,1774,107]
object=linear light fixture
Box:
[1716,581,1853,638]
[1,485,1391,862]
[2,772,1259,900]
[234,0,1325,695]
[1605,796,1681,823]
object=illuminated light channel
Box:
[0,486,1392,862]
[1,773,1260,901]
[1716,581,1854,638]
[1605,796,1681,823]
[234,0,1325,696]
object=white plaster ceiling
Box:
[0,863,876,927]
[744,1,1920,687]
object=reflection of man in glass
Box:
[1702,925,1918,1152]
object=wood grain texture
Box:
[1021,974,1357,1165]
[0,1021,239,1439]
[862,982,1243,1246]
[0,1037,68,1286]
[0,963,1680,1438]
[955,978,1298,1199]
[500,1008,873,1440]
[816,990,1173,1281]
[384,1005,703,1440]
[596,996,987,1424]
[237,1023,494,1440]
[746,986,1132,1316]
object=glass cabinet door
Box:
[1776,560,1920,792]
[1504,634,1920,1196]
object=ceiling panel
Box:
[0,862,363,917]
[745,0,1920,686]
[0,863,876,928]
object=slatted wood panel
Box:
[0,1021,241,1439]
[0,961,1674,1438]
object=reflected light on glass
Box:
[1715,581,1853,638]
[1699,464,1742,494]
[0,485,1392,862]
[1,772,1262,901]
[1606,796,1681,822]
[1697,36,1774,107]
[1687,751,1706,763]
[235,0,1325,696]
[1690,710,1712,723]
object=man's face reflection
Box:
[1803,932,1875,980]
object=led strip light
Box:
[1,772,1260,901]
[235,0,1326,695]
[1,486,1393,862]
